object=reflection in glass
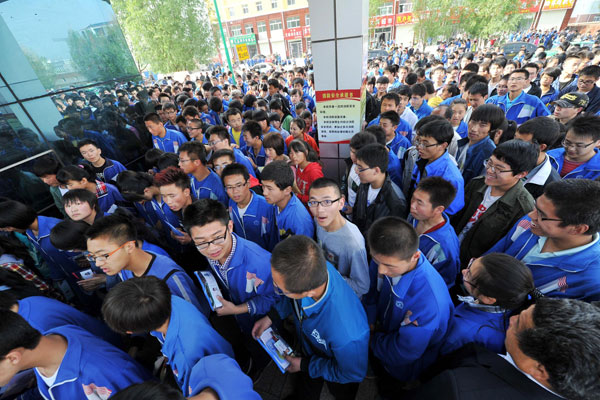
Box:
[0,157,54,212]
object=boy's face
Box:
[527,194,570,239]
[410,94,423,109]
[496,80,509,96]
[291,93,301,104]
[228,114,243,131]
[79,144,102,164]
[64,200,93,222]
[376,81,388,93]
[484,155,519,188]
[553,105,579,122]
[354,159,378,184]
[257,119,268,132]
[212,156,233,177]
[293,83,304,92]
[40,174,59,187]
[309,186,344,229]
[380,98,397,113]
[410,189,438,221]
[164,108,177,122]
[186,123,203,140]
[489,63,503,79]
[508,72,527,93]
[450,105,467,125]
[159,183,190,212]
[398,95,409,112]
[242,131,256,146]
[562,130,600,162]
[467,120,492,143]
[262,180,288,205]
[415,135,444,160]
[379,118,397,142]
[577,74,598,93]
[189,220,233,262]
[145,120,164,137]
[223,173,251,205]
[208,134,229,151]
[86,236,131,276]
[432,70,445,82]
[372,251,419,278]
[467,93,486,109]
[178,151,200,174]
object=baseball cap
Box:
[552,92,589,109]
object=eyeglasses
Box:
[208,139,223,147]
[579,79,597,86]
[213,163,231,171]
[225,181,248,191]
[483,159,513,174]
[562,139,596,150]
[85,241,133,263]
[195,226,229,251]
[178,158,197,163]
[307,197,341,208]
[463,258,478,289]
[354,164,372,173]
[508,77,526,81]
[187,127,202,131]
[414,140,440,149]
[533,204,562,222]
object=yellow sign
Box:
[236,44,249,61]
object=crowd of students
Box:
[0,36,600,400]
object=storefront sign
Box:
[396,12,414,25]
[236,44,250,61]
[229,34,256,46]
[284,27,304,40]
[370,15,395,27]
[316,89,365,144]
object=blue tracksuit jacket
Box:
[487,216,600,301]
[440,301,507,356]
[152,128,188,153]
[486,91,550,125]
[276,194,314,239]
[408,213,461,288]
[151,296,234,394]
[96,181,125,214]
[118,252,210,316]
[456,121,468,139]
[547,148,600,180]
[36,325,152,400]
[409,102,433,120]
[412,151,465,215]
[368,116,414,147]
[17,296,121,347]
[242,144,267,167]
[229,193,279,251]
[233,148,256,178]
[272,262,369,383]
[365,254,454,381]
[188,354,261,399]
[388,150,404,188]
[190,170,228,205]
[206,234,279,333]
[85,158,126,183]
[456,136,496,184]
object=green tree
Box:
[412,0,456,45]
[110,0,216,73]
[22,48,57,89]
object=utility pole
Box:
[212,0,234,73]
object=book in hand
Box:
[194,271,223,311]
[257,327,294,373]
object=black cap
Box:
[552,91,589,109]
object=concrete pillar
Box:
[309,0,369,180]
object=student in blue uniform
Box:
[144,112,188,153]
[62,188,103,225]
[178,141,228,205]
[78,139,127,183]
[101,276,233,397]
[260,160,315,239]
[221,163,279,251]
[547,114,600,179]
[206,125,256,178]
[252,235,369,400]
[241,120,267,168]
[410,118,465,215]
[0,310,152,400]
[487,179,600,302]
[86,213,210,315]
[367,93,413,144]
[408,83,433,120]
[408,177,461,288]
[117,171,167,232]
[162,102,181,132]
[440,253,539,356]
[378,111,411,160]
[364,217,454,396]
[57,164,125,214]
[0,293,121,348]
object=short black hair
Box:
[32,155,61,177]
[415,177,456,210]
[206,125,230,143]
[356,143,388,173]
[517,117,561,149]
[579,65,600,80]
[156,153,179,171]
[350,132,377,150]
[56,164,95,184]
[182,198,229,232]
[308,177,341,197]
[381,93,400,106]
[492,139,539,175]
[63,188,99,213]
[260,160,295,190]
[417,118,454,145]
[470,104,506,131]
[77,139,100,150]
[544,179,600,234]
[567,114,600,141]
[117,171,155,202]
[271,236,328,293]
[102,277,171,334]
[364,125,386,146]
[0,310,41,357]
[242,120,262,138]
[110,382,185,400]
[263,132,285,156]
[143,112,162,124]
[86,213,137,244]
[179,141,207,164]
[211,148,236,164]
[379,111,400,126]
[221,163,250,184]
[509,68,530,80]
[50,219,89,250]
[411,83,426,97]
[367,216,419,260]
[467,82,489,97]
[0,199,37,230]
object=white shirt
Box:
[237,194,252,221]
[367,186,381,206]
[458,186,501,243]
[36,366,60,387]
[347,167,361,207]
[498,353,564,398]
[401,108,418,130]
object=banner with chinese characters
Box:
[316,89,365,144]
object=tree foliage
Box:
[22,48,57,90]
[110,0,216,73]
[413,0,524,44]
[66,22,140,83]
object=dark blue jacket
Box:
[456,136,496,183]
[190,170,228,205]
[409,102,433,120]
[368,116,413,147]
[276,194,315,239]
[229,193,279,251]
[272,263,369,383]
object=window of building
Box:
[245,23,254,33]
[377,2,394,15]
[287,0,295,5]
[397,2,413,13]
[269,19,282,30]
[242,4,249,14]
[256,1,263,11]
[287,16,300,28]
[271,0,278,8]
[305,14,310,26]
[231,26,242,36]
[257,21,267,33]
[228,7,235,17]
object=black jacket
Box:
[352,175,407,235]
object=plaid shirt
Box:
[1,263,49,292]
[95,180,108,197]
[207,234,237,289]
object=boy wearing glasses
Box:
[221,163,278,251]
[452,140,537,266]
[410,118,465,215]
[487,179,600,301]
[163,102,181,132]
[308,178,369,298]
[86,213,209,315]
[547,114,600,179]
[206,126,256,178]
[178,141,228,205]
